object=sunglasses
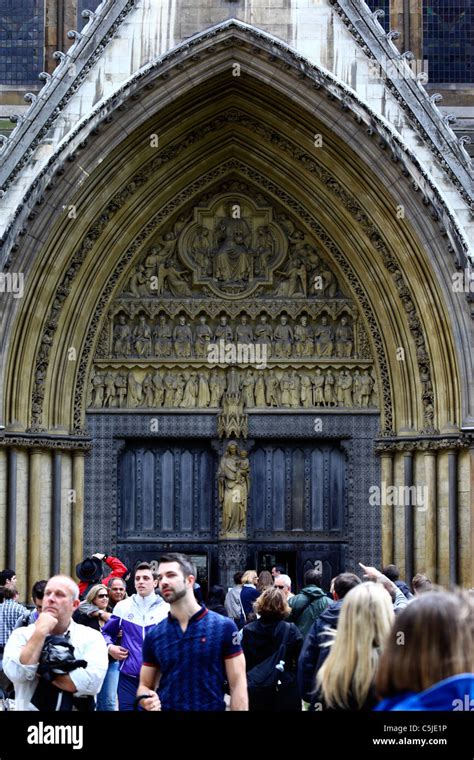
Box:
[96,593,109,599]
[274,585,285,589]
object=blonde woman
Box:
[240,570,259,620]
[73,583,112,630]
[315,582,394,710]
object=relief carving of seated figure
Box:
[235,314,253,345]
[254,314,273,358]
[214,315,233,344]
[293,315,313,357]
[133,315,152,357]
[113,314,132,356]
[335,316,353,358]
[194,315,213,358]
[214,204,253,282]
[273,315,293,358]
[173,315,193,357]
[153,315,172,357]
[314,316,334,357]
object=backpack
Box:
[247,622,296,708]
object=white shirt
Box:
[3,620,108,710]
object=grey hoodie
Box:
[225,585,242,619]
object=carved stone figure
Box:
[174,374,186,407]
[163,372,176,406]
[341,370,354,406]
[242,370,255,408]
[294,315,313,357]
[173,315,193,358]
[133,315,152,357]
[275,258,307,297]
[127,372,143,408]
[210,372,226,408]
[352,370,362,407]
[314,316,334,357]
[214,315,233,344]
[214,203,253,282]
[335,317,353,358]
[143,372,154,407]
[115,373,128,408]
[360,371,374,407]
[313,369,325,406]
[255,225,274,276]
[235,314,253,345]
[320,262,338,298]
[192,225,211,275]
[113,314,132,356]
[91,373,105,408]
[227,366,241,396]
[104,372,116,407]
[280,372,292,407]
[274,315,293,358]
[218,442,249,535]
[324,369,336,406]
[300,374,312,408]
[255,373,266,407]
[198,372,210,408]
[158,259,191,297]
[152,371,164,407]
[336,371,344,405]
[127,265,148,297]
[181,373,198,408]
[194,315,213,358]
[289,370,300,408]
[266,372,280,407]
[153,315,172,357]
[254,314,273,358]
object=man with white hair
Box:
[274,574,294,600]
[3,575,108,710]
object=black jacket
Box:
[298,600,341,703]
[242,617,303,711]
[242,617,303,672]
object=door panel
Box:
[249,440,346,537]
[118,440,217,540]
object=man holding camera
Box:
[3,575,108,710]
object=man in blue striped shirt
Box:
[138,553,248,712]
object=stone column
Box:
[380,452,394,566]
[470,444,474,589]
[16,450,29,601]
[0,448,7,568]
[52,452,62,575]
[448,449,459,585]
[404,451,414,584]
[423,450,437,582]
[60,452,73,576]
[7,448,17,569]
[72,451,85,575]
[39,451,53,581]
[28,450,43,594]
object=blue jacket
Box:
[102,593,169,678]
[375,674,474,711]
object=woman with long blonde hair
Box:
[315,582,394,710]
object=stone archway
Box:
[0,23,472,597]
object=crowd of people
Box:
[0,556,472,712]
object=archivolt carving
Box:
[28,106,434,433]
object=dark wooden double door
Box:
[117,438,347,591]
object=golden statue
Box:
[218,442,250,536]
